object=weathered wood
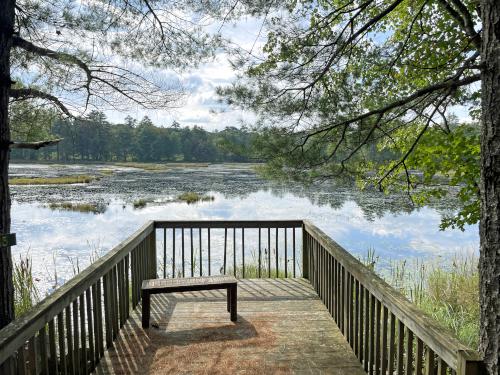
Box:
[39,325,49,375]
[57,312,67,375]
[141,276,238,329]
[303,220,471,370]
[79,294,87,374]
[155,220,303,229]
[95,278,366,375]
[405,328,414,375]
[0,222,154,366]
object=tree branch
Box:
[9,88,72,116]
[9,139,63,150]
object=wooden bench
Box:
[141,275,238,328]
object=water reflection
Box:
[9,163,478,295]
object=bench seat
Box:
[141,275,238,328]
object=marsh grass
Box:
[133,198,151,208]
[114,162,168,171]
[365,253,480,348]
[99,169,114,175]
[177,192,215,204]
[13,254,40,317]
[10,175,98,185]
[48,202,106,214]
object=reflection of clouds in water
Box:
[9,164,479,294]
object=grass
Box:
[114,162,168,171]
[364,252,479,348]
[48,202,106,214]
[13,254,40,317]
[10,174,98,185]
[133,198,151,209]
[177,192,215,204]
[99,169,114,176]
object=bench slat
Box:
[142,276,237,291]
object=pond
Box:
[9,163,478,295]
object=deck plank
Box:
[93,278,366,375]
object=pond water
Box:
[10,163,478,295]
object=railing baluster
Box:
[405,328,414,375]
[181,228,185,277]
[354,279,359,356]
[199,228,202,276]
[242,228,245,278]
[275,227,279,277]
[233,228,236,276]
[425,346,435,375]
[359,285,365,365]
[388,312,396,375]
[381,306,388,375]
[190,227,194,277]
[258,228,262,278]
[292,227,296,277]
[369,294,375,375]
[415,338,424,375]
[86,289,94,371]
[397,320,405,375]
[207,228,211,276]
[224,228,227,275]
[284,228,288,278]
[79,294,87,374]
[375,299,382,375]
[58,311,67,375]
[72,300,80,374]
[172,228,176,278]
[268,228,271,278]
[39,325,49,375]
[163,228,167,278]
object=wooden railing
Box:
[0,221,156,375]
[302,220,484,375]
[155,220,303,279]
[0,219,484,374]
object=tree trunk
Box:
[479,1,500,373]
[0,0,15,331]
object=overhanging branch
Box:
[9,88,72,117]
[9,138,63,150]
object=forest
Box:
[10,106,254,163]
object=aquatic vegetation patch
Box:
[10,175,99,185]
[177,192,215,204]
[133,198,153,209]
[48,202,106,214]
[99,169,114,176]
[114,162,168,171]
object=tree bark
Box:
[480,1,500,373]
[0,0,15,330]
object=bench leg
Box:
[142,291,151,329]
[230,284,237,322]
[227,287,231,312]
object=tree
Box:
[0,0,218,330]
[219,0,499,372]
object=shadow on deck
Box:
[94,278,366,374]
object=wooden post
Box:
[457,350,485,375]
[149,230,156,279]
[302,224,309,279]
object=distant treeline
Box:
[11,110,255,163]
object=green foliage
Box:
[218,0,482,230]
[11,111,258,163]
[367,123,480,230]
[177,192,215,204]
[13,255,40,317]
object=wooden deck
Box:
[93,278,366,375]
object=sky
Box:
[102,16,266,131]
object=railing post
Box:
[302,222,309,279]
[149,224,157,279]
[457,350,485,375]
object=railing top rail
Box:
[303,219,470,370]
[154,220,303,229]
[0,220,155,365]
